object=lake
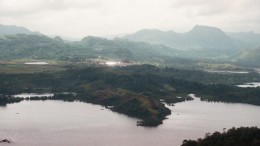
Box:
[237,82,260,88]
[205,70,249,74]
[1,95,260,146]
[13,93,54,98]
[24,62,49,65]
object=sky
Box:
[0,0,259,38]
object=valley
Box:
[0,23,260,145]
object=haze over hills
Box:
[227,31,260,48]
[124,25,234,50]
[0,24,41,36]
[0,34,180,64]
[1,1,260,145]
[233,47,260,67]
[78,36,179,60]
[184,25,236,50]
[1,23,260,67]
[123,25,260,53]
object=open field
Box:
[0,63,66,74]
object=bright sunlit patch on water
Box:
[13,93,54,98]
[205,70,249,74]
[105,61,119,66]
[24,62,49,65]
[237,82,260,88]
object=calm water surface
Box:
[205,70,249,74]
[24,62,49,65]
[1,96,260,146]
[237,82,260,88]
[13,93,54,98]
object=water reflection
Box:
[13,93,54,98]
[205,70,249,74]
[24,62,49,65]
[237,82,260,88]
[0,97,260,146]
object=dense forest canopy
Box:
[181,127,260,146]
[1,64,260,126]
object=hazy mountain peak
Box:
[53,36,64,42]
[0,24,41,36]
[184,25,235,50]
[123,29,180,48]
[81,35,108,42]
[133,29,178,35]
[188,25,226,35]
[137,29,162,33]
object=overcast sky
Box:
[0,0,259,38]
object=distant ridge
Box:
[0,24,41,36]
[1,24,260,64]
[232,47,260,67]
[184,25,236,50]
[123,25,260,52]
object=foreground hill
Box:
[182,127,260,146]
[1,65,260,125]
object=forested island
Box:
[1,64,260,126]
[181,127,260,146]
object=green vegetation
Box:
[1,24,260,128]
[0,34,180,64]
[0,63,65,73]
[0,95,23,106]
[181,127,260,146]
[0,64,260,126]
[1,24,260,68]
[1,32,260,69]
[233,48,260,67]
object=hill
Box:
[123,25,260,58]
[1,65,260,125]
[182,127,260,146]
[122,29,182,48]
[232,47,260,67]
[227,31,260,48]
[0,34,180,63]
[124,25,237,50]
[184,25,236,50]
[0,34,69,60]
[1,24,260,67]
[75,36,180,61]
[0,24,41,36]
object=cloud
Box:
[0,0,104,16]
[0,0,259,37]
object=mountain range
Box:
[0,24,260,67]
[0,33,180,64]
[124,25,260,50]
[123,25,260,58]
